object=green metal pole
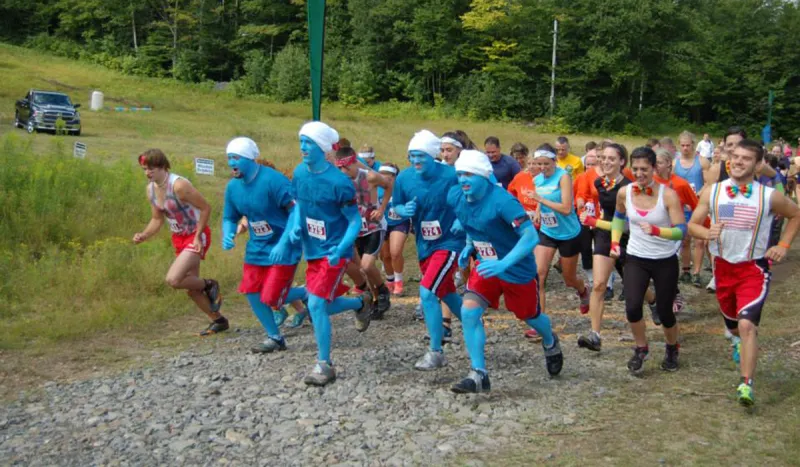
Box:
[307,0,326,121]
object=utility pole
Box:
[550,19,558,116]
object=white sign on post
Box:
[73,141,87,159]
[195,158,215,176]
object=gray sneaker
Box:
[303,361,336,386]
[414,350,447,371]
[543,335,563,376]
[250,336,287,354]
[354,290,374,332]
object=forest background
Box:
[2,0,800,137]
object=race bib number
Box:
[306,218,327,240]
[541,212,559,228]
[250,220,273,237]
[360,217,369,234]
[388,207,401,221]
[420,220,442,241]
[585,202,596,217]
[473,241,498,261]
[167,218,181,233]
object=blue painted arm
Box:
[500,222,539,268]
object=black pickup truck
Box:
[14,90,81,135]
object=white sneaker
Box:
[706,277,716,293]
[724,328,734,341]
[414,350,447,371]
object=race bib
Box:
[473,241,498,261]
[250,220,273,237]
[420,220,442,241]
[541,212,559,228]
[360,217,369,234]
[388,206,401,221]
[306,218,327,240]
[585,202,596,217]
[167,218,181,233]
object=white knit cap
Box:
[299,121,340,153]
[407,130,441,157]
[454,150,493,179]
[226,137,259,160]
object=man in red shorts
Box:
[393,130,466,370]
[689,139,800,406]
[133,149,227,336]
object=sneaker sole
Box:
[304,377,336,387]
[738,396,755,407]
[577,340,601,352]
[660,364,679,372]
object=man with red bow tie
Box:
[689,139,800,407]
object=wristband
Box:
[584,216,598,228]
[611,241,620,251]
[651,226,661,237]
[778,241,791,249]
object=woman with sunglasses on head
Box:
[612,147,686,375]
[530,144,590,317]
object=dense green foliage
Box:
[3,0,800,135]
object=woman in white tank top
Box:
[611,147,688,376]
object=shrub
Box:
[268,44,309,102]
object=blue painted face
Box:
[300,136,325,166]
[408,150,436,177]
[457,171,491,202]
[227,154,258,180]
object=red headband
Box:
[334,154,357,167]
[138,154,148,167]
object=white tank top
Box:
[708,180,774,263]
[625,184,681,259]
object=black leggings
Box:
[623,254,679,328]
[579,225,594,271]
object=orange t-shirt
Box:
[654,173,698,211]
[574,168,600,216]
[508,172,539,221]
[623,167,635,181]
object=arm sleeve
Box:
[652,224,686,240]
[611,211,626,244]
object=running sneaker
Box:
[443,326,453,344]
[737,383,755,406]
[354,290,374,332]
[251,336,287,354]
[385,281,395,294]
[451,369,491,394]
[543,335,564,376]
[414,350,447,371]
[604,287,614,301]
[627,346,649,375]
[691,274,703,288]
[578,288,590,315]
[374,288,391,319]
[617,290,625,302]
[304,361,336,386]
[724,327,734,341]
[414,303,424,321]
[731,338,741,364]
[524,328,542,341]
[199,317,229,336]
[393,280,404,296]
[661,343,680,372]
[577,331,602,352]
[286,310,308,328]
[679,271,692,284]
[648,301,661,326]
[273,307,289,327]
[706,277,716,293]
[204,279,223,313]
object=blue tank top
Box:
[534,167,581,240]
[674,156,704,193]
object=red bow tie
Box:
[632,184,653,196]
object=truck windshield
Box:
[33,93,73,106]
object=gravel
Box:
[0,273,704,465]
